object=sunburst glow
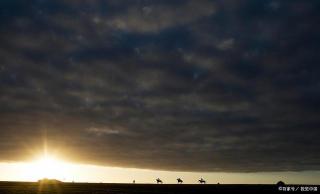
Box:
[23,154,72,181]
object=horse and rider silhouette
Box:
[155,177,205,184]
[156,178,163,184]
[198,178,206,184]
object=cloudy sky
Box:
[0,0,320,180]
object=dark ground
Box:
[0,181,318,194]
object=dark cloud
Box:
[0,0,320,172]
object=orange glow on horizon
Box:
[0,160,319,184]
[0,138,319,185]
[21,154,72,181]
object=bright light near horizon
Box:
[0,160,319,184]
[23,155,72,181]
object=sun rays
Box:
[22,154,71,181]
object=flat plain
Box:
[0,181,316,194]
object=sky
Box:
[0,0,320,184]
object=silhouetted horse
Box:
[156,178,163,184]
[198,178,206,184]
[177,178,183,184]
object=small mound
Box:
[38,178,62,184]
[276,181,285,187]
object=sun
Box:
[23,154,71,181]
[34,156,63,178]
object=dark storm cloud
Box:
[0,0,320,172]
